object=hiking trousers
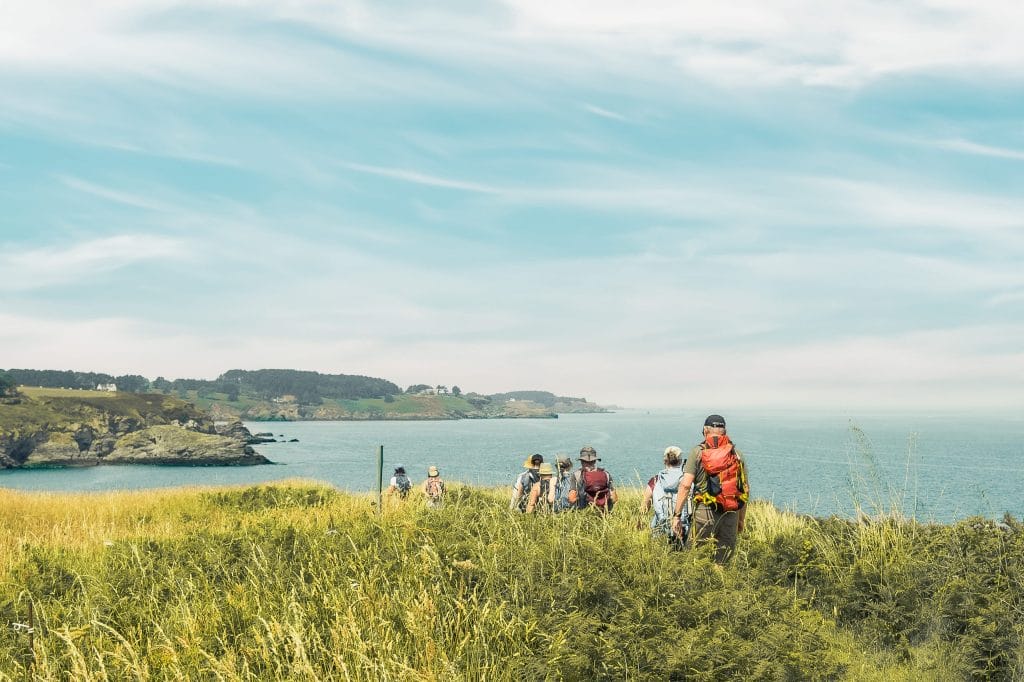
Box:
[692,505,739,564]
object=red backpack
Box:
[581,468,612,509]
[696,435,747,511]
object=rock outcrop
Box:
[0,390,270,468]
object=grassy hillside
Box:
[1,387,203,434]
[186,391,558,421]
[0,483,1020,680]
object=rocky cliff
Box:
[0,388,270,468]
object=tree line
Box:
[0,368,401,403]
[1,369,150,393]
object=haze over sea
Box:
[1,411,1021,522]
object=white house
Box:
[96,383,117,392]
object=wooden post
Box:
[376,445,384,514]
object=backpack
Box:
[394,473,412,498]
[514,470,539,512]
[581,468,612,510]
[695,436,747,511]
[425,478,445,507]
[534,478,553,512]
[651,466,690,542]
[554,471,575,512]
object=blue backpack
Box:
[651,466,690,541]
[554,471,575,512]
[513,470,539,512]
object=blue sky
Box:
[1,1,1022,410]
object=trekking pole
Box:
[376,445,384,515]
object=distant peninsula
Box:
[0,386,269,469]
[1,368,613,422]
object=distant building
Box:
[96,383,117,392]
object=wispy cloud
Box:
[931,138,1024,161]
[582,104,628,122]
[59,175,170,212]
[3,1,1022,93]
[337,161,502,194]
[0,234,189,291]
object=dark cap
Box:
[704,414,727,428]
[523,453,544,468]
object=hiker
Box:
[552,455,575,512]
[671,415,750,564]
[422,465,446,508]
[386,464,413,499]
[525,462,556,513]
[568,445,617,512]
[510,453,543,512]
[642,446,690,548]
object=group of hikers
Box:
[385,414,750,563]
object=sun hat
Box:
[522,453,543,468]
[578,446,599,462]
[427,465,439,477]
[538,462,554,475]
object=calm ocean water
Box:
[2,410,1022,522]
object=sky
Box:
[1,1,1023,411]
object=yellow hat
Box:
[427,466,439,477]
[538,463,554,475]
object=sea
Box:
[2,410,1022,522]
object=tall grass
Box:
[1,482,1021,680]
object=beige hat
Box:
[538,462,554,475]
[578,446,599,462]
[427,465,439,477]
[523,453,543,468]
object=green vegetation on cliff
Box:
[186,390,566,421]
[0,388,266,468]
[0,482,1020,680]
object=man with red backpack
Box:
[671,415,750,563]
[567,445,618,512]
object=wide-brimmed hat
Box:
[427,465,439,477]
[578,446,599,462]
[522,453,543,468]
[538,462,554,475]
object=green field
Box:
[0,483,1020,680]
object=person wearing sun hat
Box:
[510,453,544,512]
[525,462,557,513]
[568,446,617,512]
[671,414,750,563]
[422,465,446,508]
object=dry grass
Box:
[0,482,1019,680]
